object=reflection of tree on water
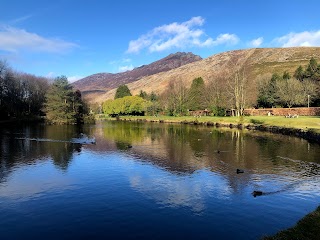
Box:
[50,142,81,170]
[0,124,89,183]
[100,121,320,197]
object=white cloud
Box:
[122,58,132,63]
[46,72,56,78]
[0,25,78,53]
[274,30,320,47]
[126,16,239,53]
[68,75,84,83]
[249,37,263,47]
[118,64,134,72]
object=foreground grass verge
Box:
[263,206,320,240]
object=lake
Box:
[0,121,319,239]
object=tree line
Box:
[0,60,91,124]
[0,60,49,120]
[103,58,320,117]
[257,58,320,108]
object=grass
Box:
[263,206,320,240]
[96,115,320,133]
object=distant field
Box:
[96,115,320,133]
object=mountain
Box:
[93,47,320,103]
[72,52,202,101]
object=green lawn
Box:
[96,115,320,133]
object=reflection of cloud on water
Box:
[0,160,75,201]
[129,168,232,214]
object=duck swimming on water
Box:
[236,169,244,174]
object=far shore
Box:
[96,115,320,143]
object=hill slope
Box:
[94,47,320,103]
[72,52,202,101]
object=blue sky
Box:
[1,0,320,82]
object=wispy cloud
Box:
[10,15,33,25]
[46,72,56,78]
[274,30,320,47]
[68,75,84,83]
[249,37,263,47]
[118,64,134,72]
[109,58,132,65]
[0,25,78,53]
[126,16,239,54]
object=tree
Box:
[161,79,189,116]
[44,76,84,124]
[187,77,206,110]
[149,91,158,101]
[205,73,229,116]
[305,58,320,81]
[276,78,305,108]
[228,68,249,116]
[294,65,305,81]
[257,73,278,108]
[282,71,291,80]
[73,90,86,124]
[103,96,149,116]
[115,85,132,99]
[139,90,148,99]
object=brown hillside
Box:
[94,47,320,103]
[72,52,201,101]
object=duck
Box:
[236,168,244,174]
[252,191,263,197]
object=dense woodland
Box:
[0,60,91,124]
[102,58,320,117]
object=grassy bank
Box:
[96,115,320,133]
[263,206,320,240]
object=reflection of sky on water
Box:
[0,159,75,201]
[1,122,320,240]
[127,161,232,214]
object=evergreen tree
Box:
[73,90,85,124]
[187,77,206,110]
[257,73,280,108]
[45,76,76,124]
[139,90,148,99]
[305,58,320,81]
[282,71,291,80]
[149,91,158,101]
[294,65,305,81]
[115,85,132,99]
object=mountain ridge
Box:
[72,52,202,101]
[93,47,320,103]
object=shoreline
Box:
[97,115,320,144]
[263,206,320,239]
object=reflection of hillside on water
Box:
[92,121,320,194]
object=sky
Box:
[1,0,320,82]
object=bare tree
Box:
[205,72,229,115]
[161,79,189,116]
[227,67,249,116]
[276,78,305,108]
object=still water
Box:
[0,121,319,239]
